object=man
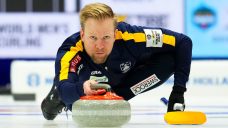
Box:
[41,3,192,120]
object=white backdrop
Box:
[0,13,80,58]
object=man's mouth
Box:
[96,51,104,54]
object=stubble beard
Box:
[92,54,108,64]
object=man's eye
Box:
[103,36,110,40]
[90,36,97,40]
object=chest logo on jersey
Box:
[91,71,102,75]
[70,54,82,73]
[143,29,163,47]
[120,61,131,73]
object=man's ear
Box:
[114,29,118,38]
[80,28,84,41]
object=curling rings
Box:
[72,84,131,127]
[164,111,207,125]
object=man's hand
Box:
[167,86,186,112]
[83,80,99,95]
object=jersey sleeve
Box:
[54,32,85,106]
[116,22,192,88]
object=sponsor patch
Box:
[130,74,160,95]
[77,64,83,75]
[91,71,102,75]
[70,54,81,72]
[143,29,163,47]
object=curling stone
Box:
[161,97,207,125]
[72,83,131,127]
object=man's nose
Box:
[95,41,104,49]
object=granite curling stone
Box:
[72,84,131,127]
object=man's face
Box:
[80,18,116,64]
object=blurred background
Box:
[0,0,227,103]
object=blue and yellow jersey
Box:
[55,22,192,106]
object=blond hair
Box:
[79,3,117,29]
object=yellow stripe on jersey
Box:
[116,30,146,42]
[60,40,83,81]
[163,34,176,47]
[116,30,176,46]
